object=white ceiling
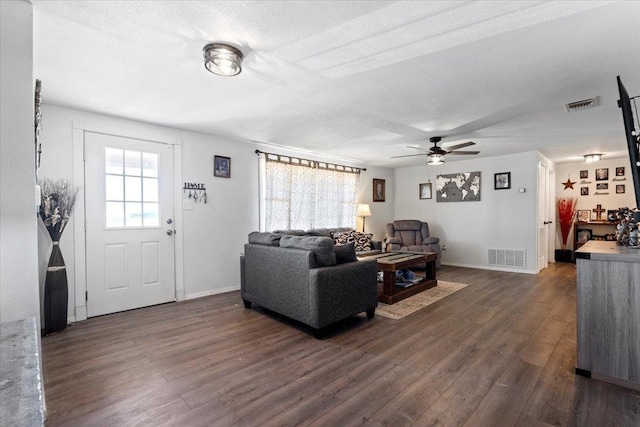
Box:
[32,1,640,167]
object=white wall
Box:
[356,168,395,242]
[554,156,636,250]
[393,151,543,273]
[38,104,395,318]
[0,1,41,323]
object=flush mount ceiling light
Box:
[426,153,445,165]
[584,153,603,162]
[203,43,243,76]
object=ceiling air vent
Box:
[564,97,598,112]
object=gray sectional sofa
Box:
[240,231,378,336]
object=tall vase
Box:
[44,241,68,335]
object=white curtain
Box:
[263,159,359,231]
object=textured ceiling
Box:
[32,0,640,167]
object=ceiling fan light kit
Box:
[203,43,243,76]
[427,153,445,165]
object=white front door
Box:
[85,132,175,317]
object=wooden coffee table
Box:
[362,251,437,304]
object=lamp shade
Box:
[356,204,372,217]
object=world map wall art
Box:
[436,171,481,202]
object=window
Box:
[261,154,360,231]
[104,147,159,228]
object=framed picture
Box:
[580,187,589,196]
[616,184,625,194]
[607,210,618,222]
[577,210,590,222]
[494,172,511,190]
[616,167,625,177]
[596,183,608,190]
[580,170,588,179]
[419,183,432,199]
[214,155,231,178]
[373,178,385,202]
[577,229,592,244]
[595,168,608,181]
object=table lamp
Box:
[356,204,372,232]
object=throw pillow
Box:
[279,235,337,267]
[333,230,373,251]
[334,242,357,264]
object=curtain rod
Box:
[255,149,366,172]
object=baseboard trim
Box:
[441,262,537,275]
[184,286,240,300]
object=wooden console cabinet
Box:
[575,241,640,391]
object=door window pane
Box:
[125,202,143,227]
[125,176,142,202]
[105,148,123,175]
[142,153,158,177]
[106,202,124,227]
[124,150,142,176]
[143,203,159,227]
[105,175,124,201]
[143,178,158,202]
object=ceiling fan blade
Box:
[391,153,430,158]
[407,145,430,152]
[447,150,480,155]
[445,141,476,151]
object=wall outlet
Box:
[442,244,447,250]
[182,199,194,210]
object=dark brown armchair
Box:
[385,219,442,268]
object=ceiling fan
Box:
[391,136,480,165]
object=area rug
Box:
[375,281,468,320]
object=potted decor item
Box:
[39,178,79,335]
[556,197,577,262]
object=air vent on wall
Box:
[488,249,526,269]
[564,97,598,112]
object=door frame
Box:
[71,120,184,322]
[536,159,554,272]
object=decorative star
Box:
[563,176,576,190]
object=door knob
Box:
[167,218,173,224]
[166,229,174,236]
[544,221,553,225]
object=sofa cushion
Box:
[335,242,357,264]
[333,230,373,251]
[392,220,423,231]
[305,228,333,238]
[248,232,282,246]
[273,229,307,236]
[279,235,337,267]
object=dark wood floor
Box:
[42,263,640,426]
